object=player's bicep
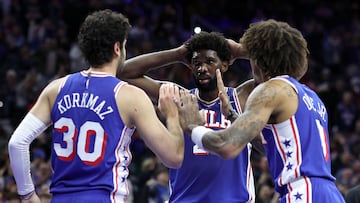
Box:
[118,85,170,152]
[121,76,162,103]
[29,79,62,125]
[244,81,279,123]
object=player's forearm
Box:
[8,113,48,195]
[120,48,182,78]
[8,141,35,195]
[192,125,249,159]
[201,129,238,159]
[165,116,184,168]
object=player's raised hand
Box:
[226,39,248,65]
[175,89,204,133]
[176,44,191,68]
[158,83,180,119]
[216,69,232,118]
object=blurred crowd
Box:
[0,0,359,202]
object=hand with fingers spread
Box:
[158,83,180,119]
[176,90,204,133]
[216,69,238,121]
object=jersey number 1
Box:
[315,119,329,162]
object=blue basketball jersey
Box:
[50,70,135,202]
[261,76,345,202]
[169,87,255,203]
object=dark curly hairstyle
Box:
[184,31,231,63]
[77,9,131,67]
[240,19,309,80]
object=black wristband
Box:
[19,190,35,200]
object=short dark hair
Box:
[240,19,309,79]
[78,9,131,67]
[184,31,231,63]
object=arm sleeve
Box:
[8,113,49,195]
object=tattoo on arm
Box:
[202,110,266,154]
[230,110,266,147]
[202,82,279,155]
[202,131,229,152]
[247,85,276,108]
[283,85,296,98]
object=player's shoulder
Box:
[44,75,71,96]
[235,79,255,102]
[116,83,150,103]
[236,79,255,93]
[120,82,145,93]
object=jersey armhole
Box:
[114,81,136,130]
[114,81,128,97]
[57,75,70,93]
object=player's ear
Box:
[114,41,121,56]
[221,62,229,73]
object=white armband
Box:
[8,113,48,195]
[191,126,213,149]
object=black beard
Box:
[193,75,218,92]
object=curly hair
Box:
[184,31,231,63]
[77,9,131,67]
[240,19,309,80]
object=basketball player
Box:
[176,19,346,202]
[120,32,256,202]
[8,9,184,203]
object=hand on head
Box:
[177,44,191,68]
[226,39,248,64]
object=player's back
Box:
[50,70,135,202]
[261,76,333,186]
[261,76,345,202]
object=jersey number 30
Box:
[53,117,107,166]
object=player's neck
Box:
[89,64,117,76]
[198,89,219,102]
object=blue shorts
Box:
[278,177,345,203]
[51,190,127,203]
